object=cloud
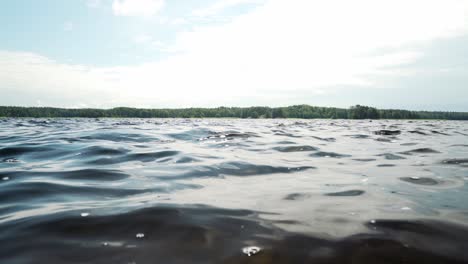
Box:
[132,34,173,52]
[0,51,118,108]
[112,0,165,17]
[2,0,468,108]
[192,0,265,18]
[133,34,153,44]
[166,0,467,90]
[170,18,187,25]
[63,22,73,31]
[86,0,101,8]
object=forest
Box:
[0,105,467,120]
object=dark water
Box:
[1,118,468,264]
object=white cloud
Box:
[192,0,265,18]
[112,0,165,17]
[0,51,119,108]
[133,34,153,44]
[133,34,172,52]
[86,0,101,8]
[63,22,73,31]
[2,0,468,108]
[170,18,187,25]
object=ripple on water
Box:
[273,145,318,152]
[1,205,468,263]
[276,140,297,145]
[79,132,156,143]
[431,130,450,135]
[0,145,75,161]
[175,156,201,164]
[400,142,418,146]
[450,144,468,147]
[408,130,428,135]
[374,130,401,135]
[0,169,130,182]
[399,177,439,186]
[0,182,151,203]
[349,134,371,139]
[325,190,365,196]
[167,161,315,180]
[352,158,376,162]
[60,169,131,181]
[272,130,302,138]
[0,146,53,158]
[1,119,468,263]
[400,148,441,155]
[375,137,394,142]
[311,136,336,142]
[2,158,19,163]
[199,132,259,141]
[310,151,351,158]
[86,150,180,165]
[377,153,406,160]
[79,146,130,156]
[284,193,310,200]
[441,159,468,165]
[168,128,216,141]
[377,164,396,167]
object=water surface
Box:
[1,118,467,263]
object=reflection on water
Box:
[0,118,467,263]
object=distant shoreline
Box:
[1,105,467,120]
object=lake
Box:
[1,118,467,263]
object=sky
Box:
[0,0,468,111]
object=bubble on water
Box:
[370,219,376,224]
[102,242,109,246]
[242,246,261,256]
[136,233,145,238]
[80,212,89,217]
[2,177,9,181]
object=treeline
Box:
[0,105,467,120]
